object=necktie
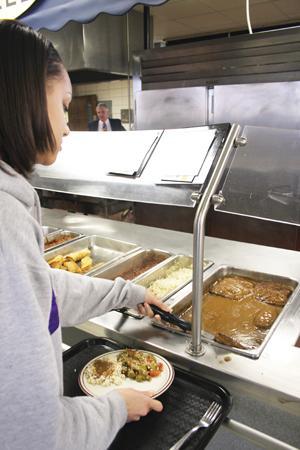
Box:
[102,121,107,131]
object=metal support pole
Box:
[143,6,151,49]
[126,13,132,128]
[186,124,242,356]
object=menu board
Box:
[107,130,162,177]
[157,128,216,183]
[35,130,163,180]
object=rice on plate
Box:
[84,357,125,386]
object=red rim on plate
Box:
[79,349,175,398]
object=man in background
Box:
[88,103,126,131]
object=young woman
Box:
[0,20,167,450]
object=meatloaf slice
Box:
[209,276,254,300]
[254,281,292,306]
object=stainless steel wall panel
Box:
[42,22,85,71]
[212,82,300,129]
[82,15,127,75]
[41,11,144,75]
[135,86,207,130]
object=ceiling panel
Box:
[250,2,289,23]
[150,0,300,41]
[221,3,289,26]
[201,0,271,12]
[177,12,235,29]
[154,19,196,40]
[151,0,214,19]
[274,0,300,17]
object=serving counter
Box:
[43,208,300,449]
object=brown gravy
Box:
[181,294,281,349]
[93,359,114,377]
[179,275,291,349]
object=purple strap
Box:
[48,290,59,335]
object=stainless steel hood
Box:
[41,10,145,80]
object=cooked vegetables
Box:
[117,349,163,382]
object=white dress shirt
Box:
[98,119,111,131]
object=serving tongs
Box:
[150,305,191,332]
[113,305,192,331]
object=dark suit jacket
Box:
[88,118,125,131]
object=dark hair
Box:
[0,20,64,177]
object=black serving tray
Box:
[63,338,232,450]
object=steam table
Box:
[43,208,300,449]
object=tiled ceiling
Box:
[147,0,300,41]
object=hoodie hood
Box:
[0,161,41,224]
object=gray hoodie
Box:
[0,162,146,450]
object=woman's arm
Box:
[0,242,128,450]
[49,268,146,326]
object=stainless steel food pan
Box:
[42,226,60,236]
[44,229,84,252]
[90,248,172,281]
[153,265,299,359]
[133,255,194,302]
[134,255,213,302]
[90,248,173,319]
[45,235,140,275]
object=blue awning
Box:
[20,0,168,31]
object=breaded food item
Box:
[48,255,64,266]
[66,248,91,262]
[254,308,279,329]
[63,259,82,273]
[47,248,94,274]
[81,255,93,271]
[210,276,254,300]
[253,282,292,306]
[48,255,65,269]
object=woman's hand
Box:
[117,388,163,422]
[137,290,171,318]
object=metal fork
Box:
[169,401,221,450]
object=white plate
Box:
[79,349,174,398]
